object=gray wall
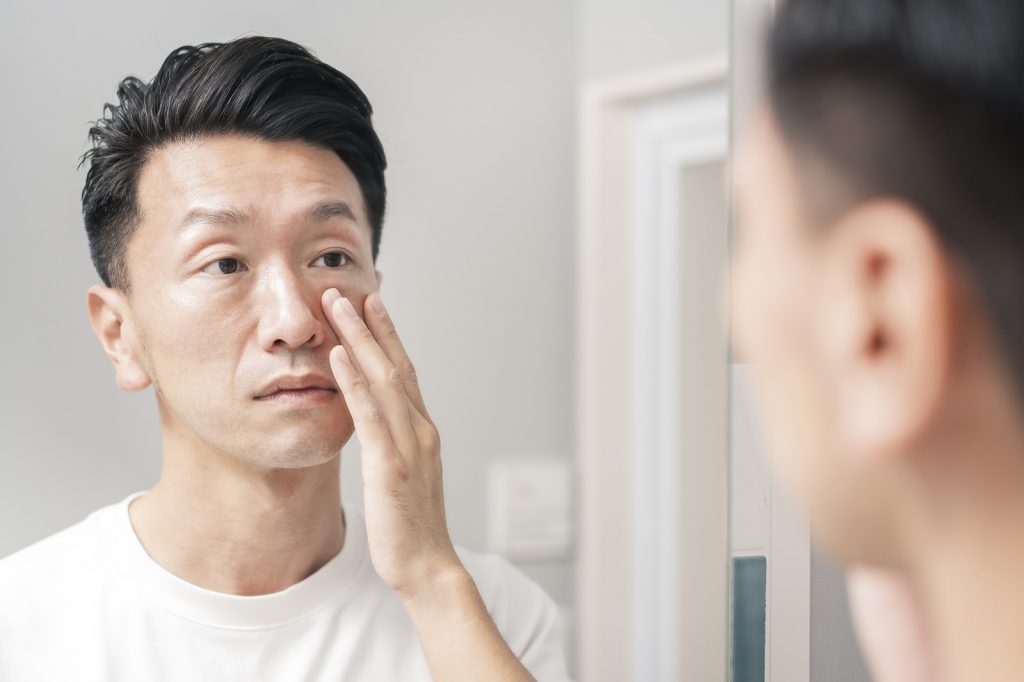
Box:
[0,0,576,611]
[579,0,727,80]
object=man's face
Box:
[121,134,379,469]
[730,109,889,559]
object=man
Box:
[733,0,1024,680]
[0,37,568,681]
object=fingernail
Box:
[335,296,356,317]
[370,292,386,315]
[342,296,358,319]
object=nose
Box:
[255,265,327,352]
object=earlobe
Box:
[826,200,954,463]
[375,270,384,290]
[85,285,152,392]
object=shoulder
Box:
[0,513,101,579]
[0,506,111,621]
[455,546,571,681]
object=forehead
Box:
[135,134,371,238]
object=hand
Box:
[847,566,934,682]
[322,288,539,681]
[322,288,463,602]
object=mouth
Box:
[255,387,338,409]
[254,374,338,406]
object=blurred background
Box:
[0,1,869,680]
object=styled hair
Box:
[80,36,387,290]
[768,0,1024,400]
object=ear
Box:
[86,285,152,392]
[375,269,384,290]
[818,199,953,462]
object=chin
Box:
[269,447,341,470]
[240,430,349,470]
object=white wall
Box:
[579,0,727,81]
[0,0,576,613]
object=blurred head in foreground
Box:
[732,0,1024,574]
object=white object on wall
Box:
[487,458,573,561]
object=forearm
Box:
[404,564,536,682]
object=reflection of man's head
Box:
[732,0,1024,566]
[82,37,387,470]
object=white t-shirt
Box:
[0,492,570,681]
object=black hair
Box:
[768,0,1024,401]
[80,36,387,291]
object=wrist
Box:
[401,558,479,621]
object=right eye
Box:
[202,258,246,275]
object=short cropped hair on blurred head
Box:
[768,0,1024,405]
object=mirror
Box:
[0,2,882,681]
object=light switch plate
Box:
[487,458,573,561]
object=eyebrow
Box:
[179,200,358,231]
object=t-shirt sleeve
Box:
[459,550,573,682]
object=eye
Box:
[202,258,246,276]
[313,251,351,269]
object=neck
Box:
[914,496,1024,682]
[904,398,1024,682]
[129,436,345,596]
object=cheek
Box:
[339,268,378,301]
[733,231,831,497]
[733,232,803,364]
[142,294,247,392]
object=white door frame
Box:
[576,56,730,682]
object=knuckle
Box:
[350,374,370,395]
[422,426,441,452]
[400,359,418,381]
[362,400,384,423]
[388,460,411,483]
[385,365,404,389]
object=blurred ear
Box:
[818,199,953,462]
[375,269,383,290]
[86,285,152,392]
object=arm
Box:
[322,288,536,682]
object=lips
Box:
[254,374,337,399]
